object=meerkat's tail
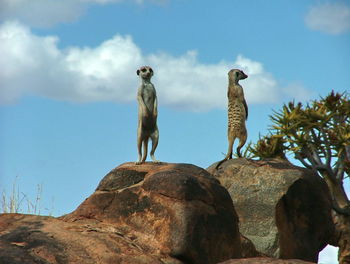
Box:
[215,156,230,170]
[236,147,243,158]
[215,159,226,170]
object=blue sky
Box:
[1,0,349,262]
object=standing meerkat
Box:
[136,66,159,164]
[216,69,248,169]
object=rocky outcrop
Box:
[1,159,335,263]
[0,162,242,264]
[207,158,334,263]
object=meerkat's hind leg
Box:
[150,129,159,163]
[141,137,149,163]
[236,132,247,158]
[226,131,235,160]
[135,129,143,165]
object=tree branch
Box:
[304,146,319,168]
[320,127,332,167]
[346,145,350,162]
[310,144,323,166]
[304,145,338,183]
[332,199,350,216]
[336,155,345,181]
[295,154,312,169]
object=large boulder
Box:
[0,162,242,264]
[207,158,334,263]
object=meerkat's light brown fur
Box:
[136,66,159,164]
[216,69,248,169]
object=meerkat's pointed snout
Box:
[240,71,248,80]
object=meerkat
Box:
[135,66,159,164]
[216,69,248,169]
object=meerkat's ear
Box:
[137,69,140,75]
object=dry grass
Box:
[1,177,53,215]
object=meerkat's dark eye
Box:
[149,68,153,73]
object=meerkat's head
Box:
[137,66,154,80]
[228,69,248,82]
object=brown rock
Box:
[332,212,350,264]
[240,234,266,258]
[0,213,167,264]
[1,162,242,264]
[219,257,315,264]
[207,158,334,262]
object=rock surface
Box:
[207,158,334,263]
[219,258,315,264]
[240,234,266,258]
[0,162,242,264]
[332,212,350,264]
[0,213,169,264]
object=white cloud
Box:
[147,52,280,111]
[282,83,315,103]
[0,0,166,28]
[0,21,301,111]
[305,2,350,35]
[0,21,143,103]
[0,0,85,27]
